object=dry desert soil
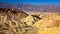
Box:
[0,8,60,34]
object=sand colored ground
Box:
[0,8,60,34]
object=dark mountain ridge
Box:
[0,2,60,12]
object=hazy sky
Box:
[0,0,60,5]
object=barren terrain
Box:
[0,8,60,34]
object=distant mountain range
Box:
[0,2,60,12]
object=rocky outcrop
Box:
[0,8,28,18]
[0,8,39,34]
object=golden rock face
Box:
[0,8,38,34]
[0,8,60,34]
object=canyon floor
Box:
[0,8,60,34]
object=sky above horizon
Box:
[0,0,60,5]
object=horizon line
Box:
[0,2,60,5]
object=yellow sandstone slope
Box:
[36,13,60,34]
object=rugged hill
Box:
[0,8,42,34]
[0,8,28,18]
[0,8,60,34]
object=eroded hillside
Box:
[0,8,60,34]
